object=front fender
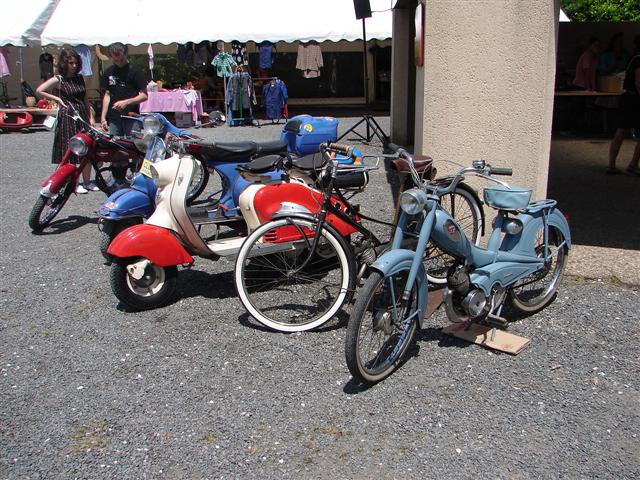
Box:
[369,248,429,328]
[40,164,77,196]
[107,224,193,267]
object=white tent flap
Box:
[1,0,59,47]
[40,0,393,46]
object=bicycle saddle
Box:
[390,154,436,179]
[194,139,288,164]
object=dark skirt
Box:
[617,93,640,130]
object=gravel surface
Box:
[1,120,639,479]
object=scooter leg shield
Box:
[107,224,194,267]
[40,164,77,196]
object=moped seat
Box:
[196,139,288,164]
[238,154,290,174]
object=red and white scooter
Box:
[105,140,362,311]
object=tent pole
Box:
[362,18,370,140]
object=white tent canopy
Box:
[0,0,59,46]
[40,0,394,46]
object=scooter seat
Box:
[196,139,288,164]
[238,154,290,174]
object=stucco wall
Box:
[416,0,559,198]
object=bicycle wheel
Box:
[345,268,419,384]
[187,161,210,204]
[234,217,354,332]
[423,184,483,284]
[508,225,568,313]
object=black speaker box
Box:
[353,0,372,19]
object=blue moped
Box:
[345,146,571,384]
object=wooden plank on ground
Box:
[442,322,530,355]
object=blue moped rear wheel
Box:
[508,225,568,313]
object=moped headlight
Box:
[148,164,159,180]
[400,188,428,215]
[69,136,88,156]
[143,114,164,135]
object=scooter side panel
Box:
[470,261,543,296]
[99,186,154,219]
[369,249,428,328]
[107,224,193,267]
[251,183,358,237]
[40,164,77,195]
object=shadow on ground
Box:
[548,137,640,250]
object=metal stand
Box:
[336,114,390,144]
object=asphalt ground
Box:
[1,119,638,479]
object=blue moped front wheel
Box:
[345,268,419,384]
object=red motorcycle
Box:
[29,112,145,231]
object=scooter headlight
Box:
[148,164,160,180]
[143,114,164,135]
[69,136,88,156]
[400,188,429,215]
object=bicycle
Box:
[233,142,485,332]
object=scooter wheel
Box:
[99,219,142,262]
[110,259,177,311]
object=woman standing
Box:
[36,48,97,193]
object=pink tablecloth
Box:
[139,90,203,122]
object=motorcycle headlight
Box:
[143,114,164,135]
[400,188,429,215]
[69,136,88,156]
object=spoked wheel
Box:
[508,225,568,313]
[234,217,354,332]
[187,161,210,204]
[345,267,419,384]
[423,184,483,283]
[94,164,132,194]
[110,258,177,311]
[28,177,75,231]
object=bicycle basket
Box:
[483,185,531,210]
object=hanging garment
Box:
[262,79,288,120]
[226,72,255,110]
[231,41,248,66]
[74,44,93,76]
[39,52,54,80]
[0,48,12,78]
[259,41,276,69]
[296,42,323,78]
[194,41,210,66]
[211,53,237,78]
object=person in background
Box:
[607,55,640,175]
[599,33,628,75]
[100,42,147,135]
[36,48,97,194]
[573,37,601,91]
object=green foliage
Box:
[128,54,199,86]
[560,0,640,21]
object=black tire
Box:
[345,268,419,384]
[99,218,142,261]
[423,184,484,284]
[234,217,355,332]
[94,165,131,194]
[508,225,568,314]
[110,259,177,311]
[186,161,210,204]
[28,177,75,231]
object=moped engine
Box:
[443,265,487,323]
